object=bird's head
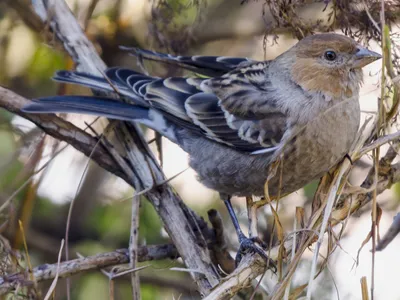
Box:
[285,33,381,99]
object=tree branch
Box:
[0,86,131,183]
[7,0,220,295]
[0,244,178,295]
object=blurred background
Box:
[0,0,399,299]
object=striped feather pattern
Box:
[25,51,289,153]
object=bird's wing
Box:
[183,92,287,152]
[121,47,255,77]
[203,62,283,119]
[25,62,287,153]
[143,60,287,152]
[195,61,288,151]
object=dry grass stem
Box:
[361,276,370,300]
[43,239,64,300]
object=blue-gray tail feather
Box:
[23,96,149,120]
[53,69,150,106]
[22,96,179,142]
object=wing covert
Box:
[202,61,283,119]
[183,92,287,152]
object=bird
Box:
[22,33,381,266]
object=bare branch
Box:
[358,130,400,158]
[376,212,400,251]
[11,0,220,295]
[0,86,131,184]
[0,244,178,295]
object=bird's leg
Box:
[222,195,276,270]
[223,196,246,241]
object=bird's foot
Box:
[235,234,277,272]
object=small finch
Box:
[23,33,381,265]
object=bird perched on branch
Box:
[23,33,381,266]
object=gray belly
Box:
[181,100,360,197]
[270,99,360,196]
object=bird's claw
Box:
[235,235,277,272]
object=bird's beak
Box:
[352,47,382,68]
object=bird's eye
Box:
[324,51,337,61]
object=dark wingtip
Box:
[53,70,74,80]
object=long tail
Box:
[22,95,179,143]
[22,64,206,144]
[51,68,152,106]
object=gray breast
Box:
[179,97,360,197]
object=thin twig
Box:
[363,0,381,33]
[82,0,100,30]
[0,244,178,295]
[129,195,141,300]
[376,212,400,251]
[357,130,400,158]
